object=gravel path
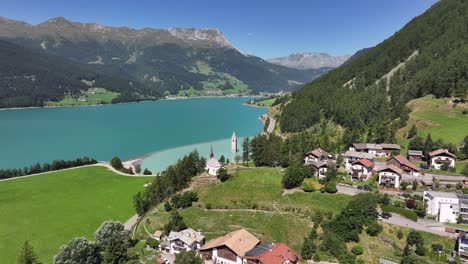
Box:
[382,213,457,238]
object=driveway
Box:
[382,213,457,238]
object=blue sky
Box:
[1,0,438,58]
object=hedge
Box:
[382,205,418,222]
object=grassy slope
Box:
[254,98,276,107]
[397,95,468,151]
[0,166,153,263]
[137,168,352,252]
[46,88,120,107]
[137,167,455,262]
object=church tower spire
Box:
[209,145,214,158]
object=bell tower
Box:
[231,132,237,153]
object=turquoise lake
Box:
[0,97,266,171]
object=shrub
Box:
[397,229,404,240]
[352,245,364,255]
[164,201,172,212]
[325,181,338,194]
[366,221,383,236]
[146,238,159,248]
[406,199,416,209]
[216,167,230,182]
[382,205,418,221]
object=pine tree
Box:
[242,137,250,165]
[407,125,418,139]
[423,133,434,155]
[17,241,41,264]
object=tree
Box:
[412,180,418,191]
[282,163,309,189]
[461,136,468,158]
[110,157,123,170]
[407,125,418,139]
[164,210,187,235]
[17,241,41,264]
[300,237,317,260]
[400,181,409,191]
[218,155,226,164]
[216,167,230,182]
[380,193,391,206]
[366,221,383,236]
[408,136,424,151]
[234,155,241,164]
[242,137,250,165]
[423,133,434,155]
[143,168,152,175]
[101,234,129,264]
[164,201,172,212]
[406,230,425,256]
[53,237,101,264]
[174,251,202,264]
[133,192,149,216]
[94,221,131,251]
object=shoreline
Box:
[0,95,262,112]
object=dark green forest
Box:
[280,0,467,142]
[0,40,158,108]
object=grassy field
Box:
[137,167,455,262]
[397,95,468,153]
[254,98,276,107]
[0,166,153,263]
[137,168,352,252]
[349,222,455,263]
[46,88,120,107]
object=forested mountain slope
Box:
[0,40,155,108]
[280,0,467,145]
[0,17,329,98]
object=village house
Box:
[153,230,163,241]
[423,191,459,223]
[167,228,205,254]
[304,148,334,178]
[206,146,222,176]
[243,243,299,264]
[350,159,374,181]
[304,148,333,164]
[458,231,468,260]
[378,165,403,189]
[407,150,424,162]
[387,155,420,176]
[348,143,401,157]
[199,229,260,264]
[428,149,456,170]
[343,151,374,171]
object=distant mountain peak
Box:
[168,27,232,48]
[267,52,350,70]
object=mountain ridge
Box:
[267,52,350,69]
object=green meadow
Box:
[46,88,120,107]
[397,95,468,153]
[0,166,153,263]
[137,168,352,252]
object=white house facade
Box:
[428,149,456,170]
[167,228,205,254]
[343,151,374,171]
[424,191,459,223]
[378,165,402,189]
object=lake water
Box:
[0,98,266,171]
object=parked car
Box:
[382,212,392,219]
[357,185,370,191]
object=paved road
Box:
[266,115,276,133]
[124,214,139,231]
[382,213,457,238]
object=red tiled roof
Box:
[392,155,420,172]
[243,243,298,264]
[352,159,374,168]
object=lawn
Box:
[46,88,120,107]
[0,166,153,263]
[137,167,352,252]
[397,95,468,153]
[254,98,276,107]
